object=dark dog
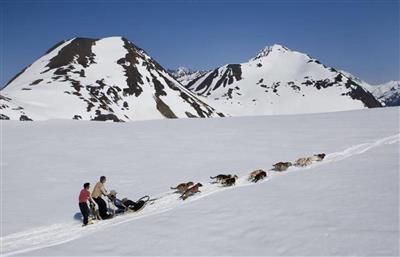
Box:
[314,153,326,161]
[252,171,267,183]
[181,183,203,200]
[221,176,237,186]
[272,162,292,171]
[210,174,234,183]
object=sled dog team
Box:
[172,153,326,198]
[79,153,325,225]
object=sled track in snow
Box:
[1,134,399,256]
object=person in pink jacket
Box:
[78,182,93,226]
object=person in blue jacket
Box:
[108,190,145,213]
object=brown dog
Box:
[248,169,266,180]
[272,162,292,171]
[181,183,203,200]
[171,181,194,193]
[252,171,267,183]
[221,176,238,186]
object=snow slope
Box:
[1,107,399,256]
[186,45,382,116]
[0,37,222,121]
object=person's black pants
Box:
[93,197,109,219]
[124,199,137,209]
[79,202,89,225]
[124,199,146,211]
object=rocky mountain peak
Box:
[0,36,222,121]
[251,44,290,60]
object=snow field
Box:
[2,133,398,256]
[1,107,399,256]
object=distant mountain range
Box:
[1,37,397,121]
[167,67,209,86]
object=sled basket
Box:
[137,195,150,203]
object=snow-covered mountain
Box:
[0,37,223,121]
[338,70,371,89]
[185,44,382,116]
[168,67,209,86]
[339,71,400,107]
[371,81,400,106]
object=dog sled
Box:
[74,195,153,225]
[110,195,150,215]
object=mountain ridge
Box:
[167,67,209,86]
[1,38,389,121]
[0,36,223,121]
[338,71,400,107]
[184,44,382,116]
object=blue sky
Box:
[0,0,398,86]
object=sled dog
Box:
[313,153,326,161]
[210,174,234,183]
[221,176,238,186]
[251,171,267,182]
[294,157,313,167]
[171,182,194,193]
[181,183,203,200]
[272,162,292,171]
[249,169,266,180]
